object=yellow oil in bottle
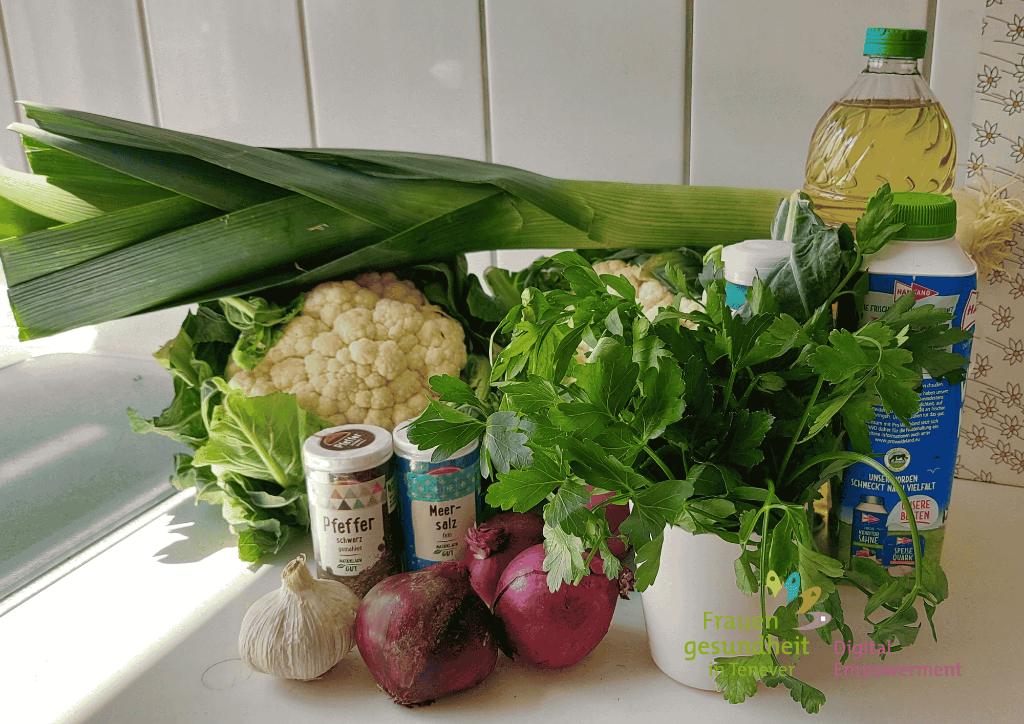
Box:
[802,99,956,228]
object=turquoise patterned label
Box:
[397,448,481,570]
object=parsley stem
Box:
[723,367,739,411]
[738,374,759,408]
[811,251,864,328]
[643,444,674,480]
[777,374,825,486]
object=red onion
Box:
[492,544,633,669]
[464,511,544,607]
[354,562,499,706]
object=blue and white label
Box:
[840,270,975,567]
[396,449,481,570]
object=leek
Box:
[0,103,787,340]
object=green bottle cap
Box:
[863,28,928,59]
[890,192,957,240]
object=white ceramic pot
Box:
[640,525,765,690]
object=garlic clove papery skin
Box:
[238,554,361,680]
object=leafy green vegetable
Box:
[0,103,784,341]
[408,185,967,713]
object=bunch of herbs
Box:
[408,186,967,712]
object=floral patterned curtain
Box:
[957,0,1024,486]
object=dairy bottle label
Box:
[840,271,975,567]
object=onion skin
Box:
[492,544,623,669]
[354,562,499,706]
[464,511,544,607]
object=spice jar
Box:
[302,425,400,597]
[392,419,481,571]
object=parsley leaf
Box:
[542,523,588,590]
[483,411,533,475]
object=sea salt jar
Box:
[392,419,482,570]
[302,425,400,597]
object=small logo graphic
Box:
[860,513,880,524]
[894,280,937,301]
[963,289,978,331]
[764,569,832,631]
[884,447,911,472]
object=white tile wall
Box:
[486,0,686,271]
[1,0,154,124]
[0,4,24,172]
[689,0,933,190]
[0,0,989,285]
[142,0,312,145]
[304,0,486,158]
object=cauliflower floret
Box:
[591,259,699,325]
[334,308,376,345]
[226,273,468,430]
[373,299,424,339]
[271,357,307,390]
[303,283,347,323]
[389,369,423,402]
[373,340,407,381]
[349,338,378,366]
[577,259,701,363]
[290,381,320,410]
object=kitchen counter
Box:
[1,475,1020,723]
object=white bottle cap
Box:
[302,424,393,473]
[392,418,479,462]
[721,239,794,286]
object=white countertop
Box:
[1,474,1021,724]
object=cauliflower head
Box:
[576,259,701,364]
[228,272,468,430]
[591,259,701,322]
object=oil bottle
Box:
[803,28,956,228]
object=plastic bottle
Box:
[803,28,957,229]
[721,238,836,551]
[839,192,977,569]
[392,419,482,571]
[720,239,793,310]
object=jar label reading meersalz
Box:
[411,492,477,561]
[308,472,390,577]
[840,271,975,568]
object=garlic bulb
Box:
[238,554,360,680]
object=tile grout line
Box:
[296,0,319,147]
[479,0,497,269]
[923,0,939,85]
[682,0,694,186]
[135,0,162,126]
[0,0,25,169]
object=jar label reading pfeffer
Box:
[309,471,389,577]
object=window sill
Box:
[1,477,1020,723]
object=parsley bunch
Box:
[408,186,967,713]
